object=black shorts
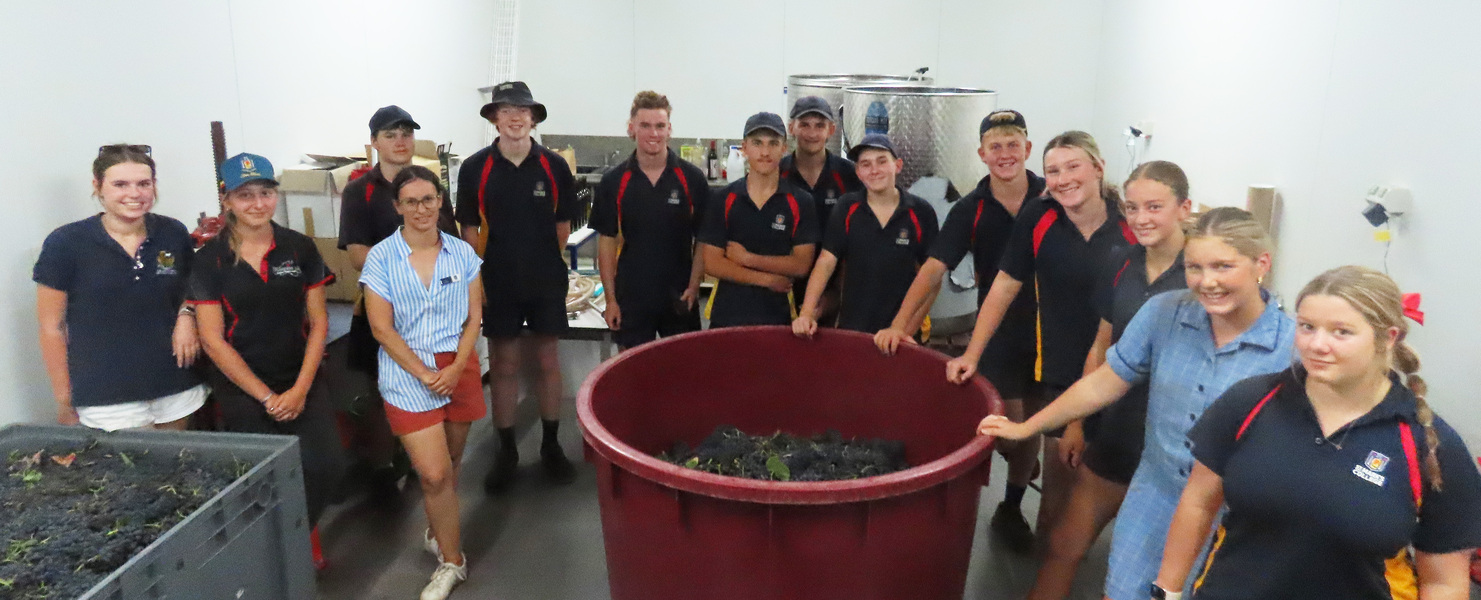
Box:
[1082,385,1148,485]
[347,312,379,374]
[484,296,568,339]
[979,334,1037,401]
[615,301,700,349]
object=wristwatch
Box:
[1149,583,1182,600]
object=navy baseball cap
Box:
[220,153,277,193]
[369,105,420,134]
[979,109,1028,136]
[789,96,836,122]
[847,133,898,161]
[743,112,787,138]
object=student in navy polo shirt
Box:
[361,167,483,600]
[980,208,1297,600]
[455,81,580,493]
[949,131,1136,548]
[34,144,206,430]
[874,109,1047,552]
[592,91,710,350]
[780,96,862,319]
[190,153,347,530]
[699,112,819,327]
[1027,161,1191,600]
[1154,266,1481,600]
[340,105,457,499]
[792,134,936,336]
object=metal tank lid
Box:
[844,85,996,96]
[787,74,929,88]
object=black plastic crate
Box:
[0,425,315,600]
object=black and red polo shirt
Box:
[998,195,1135,387]
[187,223,334,390]
[821,190,939,333]
[454,140,579,302]
[589,149,710,310]
[779,151,862,226]
[1189,370,1481,600]
[697,178,818,327]
[338,163,457,250]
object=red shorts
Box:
[383,353,487,436]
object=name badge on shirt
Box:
[669,189,681,205]
[533,181,547,198]
[896,228,911,245]
[771,214,787,231]
[440,273,462,286]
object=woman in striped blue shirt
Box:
[978,207,1297,600]
[360,166,483,600]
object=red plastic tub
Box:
[578,326,1004,600]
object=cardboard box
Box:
[312,237,360,303]
[279,164,357,238]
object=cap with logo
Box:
[369,105,421,134]
[743,112,787,139]
[789,96,836,122]
[220,153,277,193]
[979,109,1028,136]
[480,81,548,123]
[847,133,898,162]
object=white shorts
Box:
[76,384,209,431]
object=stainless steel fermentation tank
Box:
[785,74,932,154]
[841,86,997,194]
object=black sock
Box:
[497,426,518,453]
[541,419,561,449]
[1004,484,1027,508]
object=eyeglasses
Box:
[397,195,440,209]
[99,144,152,156]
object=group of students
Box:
[593,90,1481,599]
[32,77,1481,600]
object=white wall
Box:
[0,0,497,426]
[1090,0,1481,446]
[518,0,1106,172]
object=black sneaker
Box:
[483,448,520,495]
[990,501,1034,554]
[541,445,577,484]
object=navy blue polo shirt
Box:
[187,224,334,390]
[998,195,1135,387]
[779,151,863,226]
[697,178,818,327]
[32,214,200,407]
[454,141,580,302]
[589,149,711,310]
[821,190,938,333]
[1190,370,1481,600]
[338,164,458,250]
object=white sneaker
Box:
[423,528,440,558]
[420,555,467,600]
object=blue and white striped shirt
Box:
[1100,289,1296,600]
[359,230,482,412]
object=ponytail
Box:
[1394,341,1443,491]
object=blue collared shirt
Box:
[1101,289,1296,600]
[359,230,482,412]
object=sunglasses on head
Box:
[98,144,152,156]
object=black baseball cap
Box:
[369,105,420,134]
[847,133,898,161]
[743,112,787,138]
[979,109,1028,136]
[789,96,835,122]
[480,81,548,123]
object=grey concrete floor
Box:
[314,340,1111,600]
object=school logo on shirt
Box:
[1365,451,1391,472]
[825,189,837,205]
[156,251,177,275]
[533,181,547,198]
[896,228,911,245]
[772,214,787,231]
[271,260,302,278]
[669,189,681,205]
